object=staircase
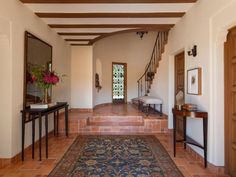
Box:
[138,31,169,97]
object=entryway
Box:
[225,26,236,177]
[174,51,185,136]
[112,62,127,103]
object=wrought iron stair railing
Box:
[137,31,169,97]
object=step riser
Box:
[59,114,168,135]
[89,116,143,122]
[88,122,144,126]
[88,116,144,126]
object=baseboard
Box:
[167,129,226,175]
[185,145,226,175]
[0,131,54,169]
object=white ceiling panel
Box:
[43,18,180,25]
[26,3,194,13]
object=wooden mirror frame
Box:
[23,31,53,108]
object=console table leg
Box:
[173,115,176,157]
[65,105,69,137]
[53,112,56,136]
[45,114,48,159]
[21,112,25,161]
[32,115,35,159]
[39,113,42,161]
[203,118,208,168]
[56,111,59,136]
[183,116,187,149]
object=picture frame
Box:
[187,68,202,95]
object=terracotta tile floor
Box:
[0,104,229,177]
[0,133,228,177]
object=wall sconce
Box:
[136,31,148,39]
[188,45,197,57]
[95,73,102,92]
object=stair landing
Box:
[59,103,168,135]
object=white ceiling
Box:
[21,2,197,45]
[25,3,194,13]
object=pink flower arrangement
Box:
[31,67,61,89]
[43,71,60,85]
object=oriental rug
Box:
[49,135,183,177]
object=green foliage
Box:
[31,66,51,89]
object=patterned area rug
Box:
[49,135,183,177]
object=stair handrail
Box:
[137,31,168,97]
[137,32,160,82]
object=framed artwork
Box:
[187,68,202,95]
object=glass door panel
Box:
[112,63,127,103]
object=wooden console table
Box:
[172,108,208,167]
[21,102,69,161]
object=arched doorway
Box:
[224,26,236,177]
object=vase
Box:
[43,88,48,104]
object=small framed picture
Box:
[187,68,202,95]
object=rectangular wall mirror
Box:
[24,31,52,108]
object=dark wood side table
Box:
[172,108,208,168]
[21,102,69,161]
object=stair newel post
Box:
[143,77,145,96]
[152,51,155,72]
[155,43,157,67]
[140,79,143,96]
[145,75,147,95]
[138,81,140,97]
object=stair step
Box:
[88,116,144,126]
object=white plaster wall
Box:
[0,0,71,158]
[149,0,236,166]
[0,20,12,157]
[93,32,158,106]
[71,46,93,109]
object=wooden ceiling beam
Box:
[36,12,185,18]
[49,24,175,29]
[58,32,107,35]
[70,44,92,46]
[20,0,197,3]
[65,39,92,41]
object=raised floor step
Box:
[58,104,169,135]
[87,116,144,126]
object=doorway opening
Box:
[112,62,127,103]
[224,26,236,177]
[174,51,185,136]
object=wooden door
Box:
[225,26,236,177]
[175,52,185,136]
[112,62,127,103]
